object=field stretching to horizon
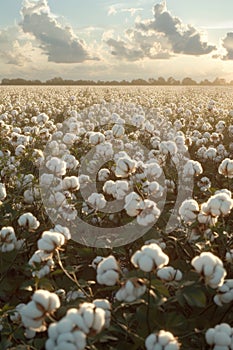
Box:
[0,85,233,350]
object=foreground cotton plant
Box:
[205,323,233,349]
[20,290,60,332]
[191,252,226,289]
[131,243,169,272]
[145,330,180,350]
[115,278,146,302]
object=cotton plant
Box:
[191,252,226,289]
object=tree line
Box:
[1,76,233,86]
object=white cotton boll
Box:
[158,331,174,346]
[63,133,77,146]
[18,212,40,230]
[103,180,116,196]
[112,124,125,138]
[98,168,110,181]
[114,180,129,200]
[91,256,103,269]
[38,231,65,252]
[0,183,6,201]
[46,157,66,176]
[73,331,87,349]
[124,191,142,216]
[157,267,182,282]
[183,160,203,177]
[208,265,226,288]
[32,290,60,312]
[62,176,80,191]
[96,142,113,157]
[137,199,160,226]
[179,199,199,224]
[165,343,179,350]
[159,141,177,155]
[40,173,57,188]
[87,193,106,210]
[89,132,105,145]
[97,269,119,286]
[52,225,71,240]
[205,328,215,344]
[115,156,137,178]
[97,255,119,286]
[78,174,90,188]
[144,162,162,179]
[24,328,36,339]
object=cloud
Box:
[20,0,98,63]
[0,26,36,66]
[221,32,233,60]
[108,5,143,17]
[108,5,118,16]
[106,1,216,61]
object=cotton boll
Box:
[18,212,40,230]
[98,168,110,181]
[137,199,160,226]
[124,191,142,216]
[112,124,125,138]
[179,199,199,224]
[62,176,80,191]
[115,156,137,178]
[46,157,66,176]
[89,132,105,145]
[87,193,106,210]
[157,266,182,282]
[96,255,119,286]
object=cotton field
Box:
[0,85,233,350]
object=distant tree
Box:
[182,77,197,85]
[212,77,227,85]
[200,79,212,85]
[167,76,180,85]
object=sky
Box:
[0,0,233,82]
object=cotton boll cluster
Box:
[191,252,226,288]
[18,212,40,230]
[131,243,169,272]
[96,255,120,286]
[179,199,199,224]
[145,330,180,350]
[157,266,182,282]
[198,191,233,226]
[20,289,60,332]
[46,157,67,176]
[115,278,146,302]
[0,226,24,252]
[28,225,70,278]
[45,302,107,350]
[218,158,233,178]
[214,280,233,306]
[205,323,233,349]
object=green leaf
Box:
[183,286,207,308]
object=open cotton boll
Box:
[131,243,169,272]
[205,323,233,348]
[87,193,106,210]
[37,231,65,252]
[51,224,71,240]
[157,266,182,282]
[115,156,137,178]
[46,157,66,176]
[159,141,177,156]
[137,199,160,226]
[96,142,113,158]
[98,168,110,182]
[0,183,6,201]
[124,191,142,217]
[96,255,119,286]
[214,280,233,306]
[115,278,146,302]
[32,289,60,313]
[62,176,80,191]
[114,180,129,200]
[183,160,203,177]
[18,212,40,230]
[144,162,162,179]
[89,132,105,145]
[145,330,180,350]
[112,124,125,138]
[179,199,199,224]
[93,299,111,327]
[218,158,233,179]
[103,180,116,196]
[0,226,17,252]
